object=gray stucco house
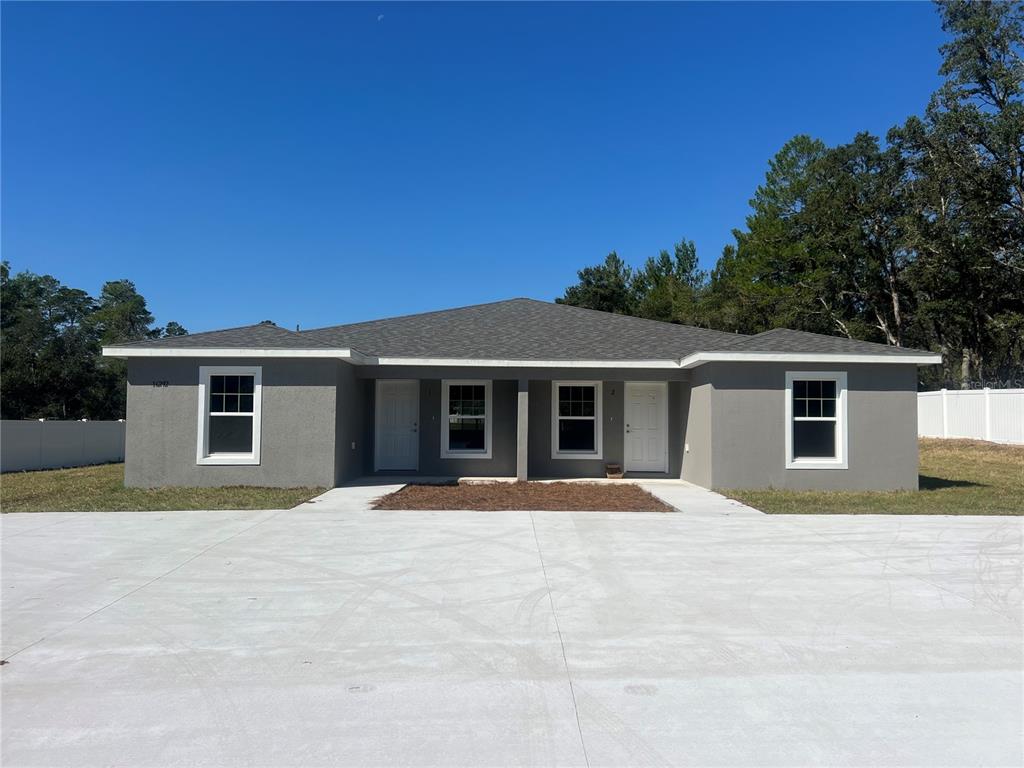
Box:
[103,298,940,491]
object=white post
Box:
[984,387,992,442]
[516,379,529,481]
[941,388,949,438]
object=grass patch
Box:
[374,481,674,512]
[724,439,1023,515]
[1,463,324,513]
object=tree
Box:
[936,0,1024,269]
[0,266,101,419]
[0,264,189,419]
[703,135,835,335]
[888,0,1024,384]
[556,252,635,314]
[91,279,157,345]
[802,133,914,346]
[632,240,707,325]
[553,2,1023,389]
[161,321,189,337]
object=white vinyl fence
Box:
[0,420,126,473]
[918,389,1024,445]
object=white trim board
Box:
[680,351,941,368]
[373,357,681,369]
[104,346,374,363]
[440,380,493,459]
[196,365,263,466]
[784,370,849,470]
[551,380,604,460]
[105,347,941,368]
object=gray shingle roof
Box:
[300,299,741,360]
[109,323,335,349]
[107,299,935,361]
[719,328,935,357]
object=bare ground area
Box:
[372,480,675,512]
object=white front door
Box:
[624,382,668,473]
[375,380,419,470]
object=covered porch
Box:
[350,367,692,482]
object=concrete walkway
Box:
[304,478,765,518]
[2,499,1021,767]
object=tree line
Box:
[0,262,188,420]
[1,2,1018,421]
[557,1,1024,389]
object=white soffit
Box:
[103,347,941,368]
[679,351,943,368]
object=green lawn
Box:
[0,463,324,513]
[725,438,1023,515]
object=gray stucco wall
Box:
[125,358,338,488]
[527,379,622,478]
[363,379,519,477]
[705,362,920,491]
[122,357,920,490]
[334,362,366,485]
[681,367,713,488]
[361,369,689,479]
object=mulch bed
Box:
[372,481,675,512]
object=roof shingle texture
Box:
[300,299,741,360]
[111,322,335,349]
[111,299,935,360]
[721,328,935,357]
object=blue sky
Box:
[2,2,947,332]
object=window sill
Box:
[440,451,492,460]
[197,455,260,466]
[551,451,604,461]
[785,459,848,470]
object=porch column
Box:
[516,378,529,481]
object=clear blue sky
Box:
[2,2,947,333]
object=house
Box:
[103,298,941,491]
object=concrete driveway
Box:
[2,490,1021,767]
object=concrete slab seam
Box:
[530,511,592,768]
[0,515,78,539]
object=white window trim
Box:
[196,365,263,466]
[441,379,492,459]
[551,380,603,460]
[784,371,848,470]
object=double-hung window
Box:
[441,380,491,459]
[785,371,847,469]
[552,381,602,459]
[197,366,262,465]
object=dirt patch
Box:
[373,481,675,512]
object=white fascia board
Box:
[102,346,372,363]
[372,357,682,369]
[679,351,943,369]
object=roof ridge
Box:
[545,300,747,339]
[110,322,337,349]
[727,326,935,355]
[302,297,748,343]
[300,297,540,334]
